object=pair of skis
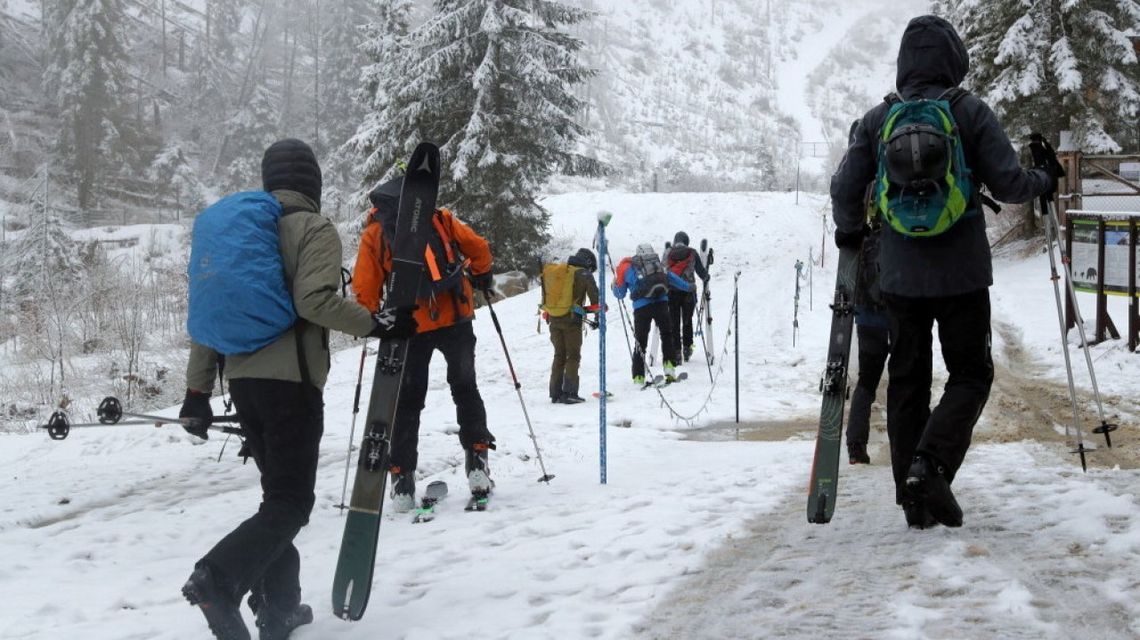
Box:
[640,371,689,390]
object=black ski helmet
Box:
[673,231,689,247]
[568,248,597,272]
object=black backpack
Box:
[631,253,668,299]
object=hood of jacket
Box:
[895,15,969,94]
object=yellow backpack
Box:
[540,263,580,317]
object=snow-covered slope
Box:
[2,191,1139,639]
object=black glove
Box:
[370,304,418,339]
[835,224,869,249]
[469,271,494,293]
[178,389,212,439]
[1028,133,1065,197]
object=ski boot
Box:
[561,394,586,404]
[390,468,416,514]
[465,442,494,495]
[633,375,646,386]
[905,454,962,527]
[247,591,313,640]
[683,343,694,362]
[848,443,870,465]
[182,564,250,640]
[663,361,678,383]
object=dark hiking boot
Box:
[247,592,312,640]
[182,564,250,640]
[562,394,586,404]
[256,603,313,640]
[551,395,565,404]
[390,469,415,513]
[466,443,494,494]
[902,501,938,529]
[848,443,870,465]
[905,455,962,527]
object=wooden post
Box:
[1130,218,1138,352]
[1065,214,1076,332]
[1096,219,1108,343]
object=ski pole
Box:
[336,340,371,512]
[41,408,242,441]
[480,290,554,483]
[1030,134,1117,449]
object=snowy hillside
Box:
[3,191,1140,639]
[570,0,934,191]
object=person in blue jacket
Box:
[613,243,687,384]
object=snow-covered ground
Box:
[2,191,1139,639]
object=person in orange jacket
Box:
[353,177,497,511]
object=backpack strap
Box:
[883,93,903,106]
[277,203,313,387]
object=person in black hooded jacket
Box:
[830,15,1055,529]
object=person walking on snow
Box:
[846,224,889,466]
[665,231,710,362]
[179,139,417,640]
[352,177,497,513]
[542,248,601,404]
[612,243,687,384]
[830,15,1056,529]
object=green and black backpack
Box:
[874,89,975,237]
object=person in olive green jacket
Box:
[545,248,600,404]
[177,139,416,640]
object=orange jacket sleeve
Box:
[440,209,492,275]
[352,220,390,313]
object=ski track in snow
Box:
[2,191,1139,638]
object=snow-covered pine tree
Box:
[344,0,415,196]
[954,0,1140,152]
[43,0,135,213]
[320,0,381,175]
[351,0,605,271]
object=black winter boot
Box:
[248,591,313,640]
[901,501,938,529]
[848,443,870,465]
[904,454,962,527]
[182,564,251,640]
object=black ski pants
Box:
[391,321,495,473]
[884,289,993,503]
[632,301,679,378]
[846,323,890,448]
[200,378,324,611]
[549,319,585,399]
[668,289,697,354]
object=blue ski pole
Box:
[596,210,612,484]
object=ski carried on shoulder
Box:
[332,143,441,621]
[807,243,860,525]
[412,481,448,524]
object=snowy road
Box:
[637,443,1140,639]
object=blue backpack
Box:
[187,191,297,355]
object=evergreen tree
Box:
[321,0,384,185]
[220,82,281,193]
[345,0,415,193]
[954,0,1140,152]
[351,0,605,272]
[43,0,135,212]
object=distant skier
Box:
[179,139,417,639]
[665,231,710,362]
[352,177,498,512]
[830,15,1056,529]
[612,243,687,384]
[846,224,888,466]
[540,248,601,403]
